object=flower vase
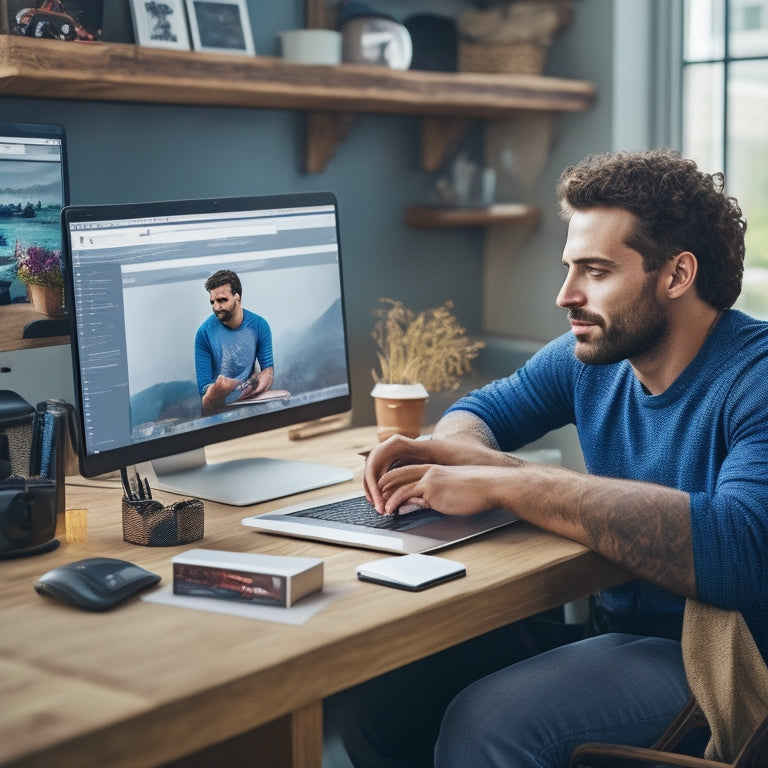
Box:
[27,284,64,316]
[371,383,429,442]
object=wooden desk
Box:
[0,426,628,768]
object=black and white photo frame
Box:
[130,0,191,50]
[185,0,255,55]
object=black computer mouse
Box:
[34,557,161,611]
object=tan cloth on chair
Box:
[681,598,768,762]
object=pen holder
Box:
[122,497,204,547]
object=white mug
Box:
[278,29,343,65]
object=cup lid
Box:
[371,382,429,399]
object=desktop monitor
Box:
[0,121,70,346]
[62,192,354,506]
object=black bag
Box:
[0,477,58,558]
[0,389,35,479]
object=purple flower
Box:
[16,243,64,288]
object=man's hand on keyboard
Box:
[363,433,516,515]
[379,463,506,518]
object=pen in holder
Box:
[120,468,204,546]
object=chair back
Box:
[682,599,768,762]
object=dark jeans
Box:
[325,609,705,768]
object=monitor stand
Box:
[149,447,353,506]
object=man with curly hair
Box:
[334,149,766,767]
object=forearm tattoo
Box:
[576,482,695,596]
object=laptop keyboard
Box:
[287,495,443,531]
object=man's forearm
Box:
[494,462,696,597]
[433,410,695,596]
[432,410,501,450]
[253,366,274,393]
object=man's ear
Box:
[666,251,698,299]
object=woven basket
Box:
[122,497,204,547]
[458,41,547,75]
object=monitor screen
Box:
[62,192,354,505]
[0,121,70,352]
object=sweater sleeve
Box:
[194,323,216,396]
[254,314,274,370]
[690,365,768,618]
[445,332,579,451]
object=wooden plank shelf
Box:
[0,36,595,116]
[404,204,541,229]
[0,36,595,173]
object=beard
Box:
[215,307,235,324]
[570,275,668,365]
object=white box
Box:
[172,548,323,608]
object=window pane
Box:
[682,63,724,170]
[729,0,768,57]
[685,0,725,60]
[729,59,768,318]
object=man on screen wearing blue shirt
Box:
[339,149,768,768]
[195,269,274,413]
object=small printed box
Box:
[172,548,323,608]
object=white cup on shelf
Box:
[278,29,343,65]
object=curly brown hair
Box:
[204,269,242,297]
[556,149,746,310]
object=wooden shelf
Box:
[0,36,596,171]
[405,204,541,229]
[0,36,595,115]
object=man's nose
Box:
[556,273,585,309]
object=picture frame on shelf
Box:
[184,0,255,56]
[130,0,191,51]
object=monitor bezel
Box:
[62,191,352,479]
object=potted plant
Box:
[371,297,484,441]
[15,242,64,316]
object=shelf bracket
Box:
[305,111,356,173]
[420,117,474,172]
[305,0,337,29]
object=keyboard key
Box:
[288,496,442,530]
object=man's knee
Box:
[435,634,689,768]
[435,683,493,767]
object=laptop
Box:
[242,489,517,554]
[242,447,561,553]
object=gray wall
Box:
[1,0,670,433]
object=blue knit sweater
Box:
[447,310,768,659]
[194,309,273,396]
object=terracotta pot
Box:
[27,283,64,316]
[371,383,429,442]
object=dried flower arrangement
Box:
[371,298,484,392]
[15,243,64,289]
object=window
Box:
[682,0,768,317]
